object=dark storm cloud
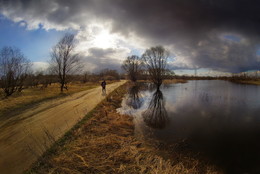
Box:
[1,0,260,72]
[110,0,260,40]
[105,0,260,72]
[88,47,116,58]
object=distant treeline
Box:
[23,68,122,88]
[173,74,260,81]
[0,67,122,97]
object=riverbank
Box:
[229,79,260,85]
[26,82,222,174]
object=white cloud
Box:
[31,62,49,73]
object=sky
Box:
[0,0,260,74]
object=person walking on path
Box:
[101,80,106,95]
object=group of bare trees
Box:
[0,47,31,97]
[0,33,170,97]
[0,33,122,97]
[0,34,80,97]
[122,46,171,88]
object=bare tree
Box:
[50,33,81,92]
[82,71,91,83]
[122,55,143,82]
[0,46,31,97]
[142,46,169,88]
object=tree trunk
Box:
[60,82,64,92]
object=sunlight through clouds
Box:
[93,30,116,49]
[1,0,260,73]
[76,23,121,51]
[73,23,134,72]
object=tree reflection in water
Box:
[126,85,143,109]
[142,89,169,129]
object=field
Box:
[0,82,99,118]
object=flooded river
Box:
[118,80,260,173]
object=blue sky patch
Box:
[0,15,69,62]
[223,34,241,42]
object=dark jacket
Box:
[101,81,106,89]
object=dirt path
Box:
[0,81,126,174]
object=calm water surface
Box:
[118,80,260,173]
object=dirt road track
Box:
[0,81,126,174]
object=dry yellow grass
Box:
[0,82,98,117]
[27,84,222,174]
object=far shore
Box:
[229,79,260,85]
[139,78,260,86]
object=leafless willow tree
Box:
[122,55,143,82]
[0,46,31,97]
[50,33,81,92]
[142,46,169,88]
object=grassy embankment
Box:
[0,81,112,118]
[26,81,222,174]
